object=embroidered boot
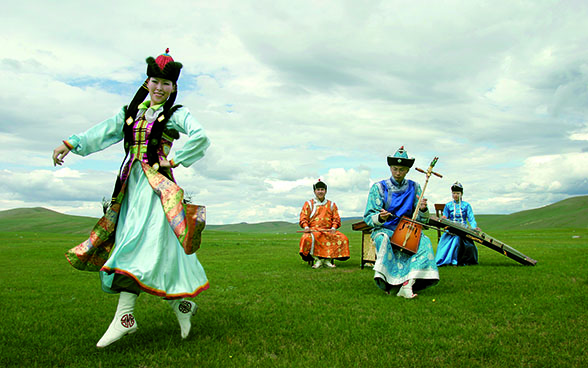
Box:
[168,299,198,339]
[396,279,418,299]
[96,292,138,348]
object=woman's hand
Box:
[159,160,178,169]
[52,144,71,166]
[159,160,172,169]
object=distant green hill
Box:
[0,195,586,234]
[207,221,299,234]
[475,195,588,231]
[0,207,98,234]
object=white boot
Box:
[96,292,138,348]
[312,257,323,269]
[168,299,198,339]
[396,279,418,299]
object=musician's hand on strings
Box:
[378,208,391,222]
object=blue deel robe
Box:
[363,177,439,293]
[434,200,479,266]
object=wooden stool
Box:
[352,221,376,269]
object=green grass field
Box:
[1,216,587,367]
[1,197,587,367]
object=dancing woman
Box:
[52,49,210,347]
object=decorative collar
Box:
[138,100,164,111]
[389,176,406,187]
[138,101,164,122]
[314,198,328,206]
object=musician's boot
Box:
[325,259,336,268]
[96,292,138,348]
[397,279,418,299]
[167,299,198,339]
[312,257,323,269]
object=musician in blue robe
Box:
[363,147,439,298]
[435,182,479,266]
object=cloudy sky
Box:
[1,0,587,225]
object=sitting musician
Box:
[435,182,480,266]
[299,180,350,268]
[363,147,439,298]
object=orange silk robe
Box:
[298,199,350,262]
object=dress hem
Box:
[102,266,209,299]
[373,269,440,286]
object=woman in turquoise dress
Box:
[434,182,480,266]
[363,147,439,298]
[52,49,210,347]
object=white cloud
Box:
[1,0,588,224]
[569,123,588,141]
[265,178,312,193]
[515,153,588,193]
[52,168,84,179]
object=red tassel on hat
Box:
[155,48,174,71]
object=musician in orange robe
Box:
[299,180,350,268]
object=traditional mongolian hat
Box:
[387,146,415,168]
[313,179,327,190]
[145,48,183,83]
[451,181,463,193]
[125,48,183,123]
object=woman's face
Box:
[148,77,176,106]
[452,191,462,202]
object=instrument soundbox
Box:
[389,216,425,254]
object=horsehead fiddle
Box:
[389,157,443,254]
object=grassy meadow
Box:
[0,203,587,367]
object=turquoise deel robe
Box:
[66,103,210,298]
[363,177,439,293]
[434,200,479,266]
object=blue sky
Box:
[1,0,587,224]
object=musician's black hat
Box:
[387,146,415,168]
[313,179,327,191]
[451,181,463,193]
